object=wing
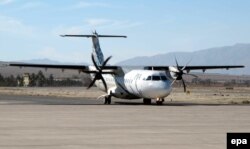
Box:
[144,65,244,72]
[9,63,123,75]
[10,63,87,70]
[182,65,244,72]
[9,63,244,74]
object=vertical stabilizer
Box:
[91,31,104,66]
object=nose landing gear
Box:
[143,98,165,105]
[156,98,164,105]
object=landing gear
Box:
[143,98,152,105]
[156,98,164,105]
[104,95,111,104]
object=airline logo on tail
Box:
[92,31,104,66]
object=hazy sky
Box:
[1,0,250,64]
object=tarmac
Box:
[0,94,249,149]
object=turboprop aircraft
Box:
[9,31,244,105]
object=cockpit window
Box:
[144,75,167,81]
[161,76,167,81]
[145,76,151,80]
[152,76,161,81]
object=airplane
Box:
[9,31,244,105]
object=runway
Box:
[0,94,249,149]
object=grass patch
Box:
[242,100,250,104]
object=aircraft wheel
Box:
[104,97,108,104]
[107,96,111,104]
[105,96,111,104]
[156,98,164,105]
[143,98,151,105]
[156,101,163,105]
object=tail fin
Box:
[61,31,126,66]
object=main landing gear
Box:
[104,95,111,104]
[143,98,152,105]
[143,98,165,105]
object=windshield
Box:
[144,75,168,81]
[145,76,151,80]
[152,76,161,81]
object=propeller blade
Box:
[100,75,108,93]
[91,53,100,71]
[175,57,180,69]
[171,79,176,86]
[87,75,98,89]
[102,56,112,68]
[181,79,186,92]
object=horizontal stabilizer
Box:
[60,35,127,38]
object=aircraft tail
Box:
[61,31,126,66]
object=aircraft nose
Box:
[157,82,172,97]
[147,81,171,98]
[141,81,172,99]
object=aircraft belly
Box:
[109,85,140,99]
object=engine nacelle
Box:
[169,66,179,80]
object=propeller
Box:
[171,58,198,92]
[87,53,113,92]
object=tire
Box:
[104,95,112,104]
[143,98,151,105]
[107,96,111,104]
[104,97,108,104]
[156,101,163,105]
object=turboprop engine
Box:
[168,58,197,92]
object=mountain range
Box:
[116,43,250,75]
[19,58,88,65]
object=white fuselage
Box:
[91,69,173,99]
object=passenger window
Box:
[152,76,161,81]
[161,76,167,81]
[145,76,151,80]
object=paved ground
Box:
[0,94,249,149]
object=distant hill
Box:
[20,58,61,64]
[18,58,88,65]
[116,43,250,75]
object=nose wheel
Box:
[156,98,164,105]
[143,98,165,105]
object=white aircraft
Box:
[10,31,244,105]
